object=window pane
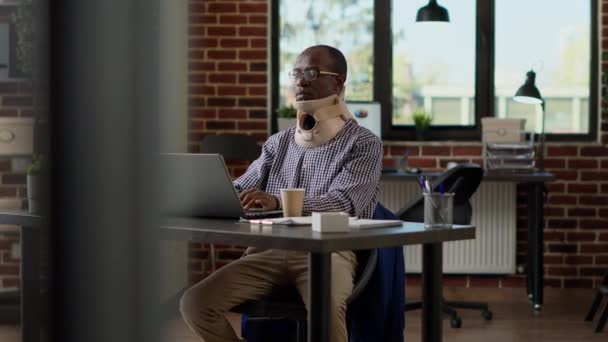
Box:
[278,0,374,106]
[431,98,463,125]
[545,98,574,133]
[579,98,589,132]
[505,99,537,127]
[391,0,476,126]
[496,0,590,134]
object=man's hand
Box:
[239,189,279,210]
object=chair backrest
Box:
[396,164,483,225]
[201,134,261,161]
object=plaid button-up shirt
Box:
[234,120,383,219]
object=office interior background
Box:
[178,0,607,290]
[0,0,606,341]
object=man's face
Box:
[292,48,345,101]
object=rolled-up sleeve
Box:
[233,135,277,193]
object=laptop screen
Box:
[160,153,281,219]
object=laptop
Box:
[160,153,283,219]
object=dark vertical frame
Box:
[50,1,160,341]
[589,0,599,142]
[376,0,393,140]
[476,0,495,129]
[270,0,279,134]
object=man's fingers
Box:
[255,198,272,210]
[242,193,259,209]
[242,191,266,209]
[239,188,256,201]
[239,189,277,210]
[253,199,266,210]
[240,189,261,208]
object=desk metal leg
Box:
[422,242,442,342]
[528,183,544,311]
[527,186,535,303]
[21,225,40,342]
[308,252,331,342]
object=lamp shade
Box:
[416,0,450,22]
[512,69,546,171]
[513,70,543,105]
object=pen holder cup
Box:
[423,192,454,228]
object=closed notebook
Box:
[348,219,403,229]
[244,216,402,229]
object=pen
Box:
[418,176,428,193]
[439,183,444,194]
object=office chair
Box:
[201,134,261,273]
[585,269,608,333]
[201,134,261,161]
[232,249,377,342]
[0,288,19,323]
[398,163,492,328]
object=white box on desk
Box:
[312,212,349,233]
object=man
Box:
[180,45,383,342]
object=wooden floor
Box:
[1,288,607,341]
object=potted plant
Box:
[276,105,297,131]
[411,110,433,140]
[26,154,42,214]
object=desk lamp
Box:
[416,0,450,22]
[513,70,545,171]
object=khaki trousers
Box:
[180,249,357,342]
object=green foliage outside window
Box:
[11,0,34,76]
[279,0,374,104]
[276,105,297,118]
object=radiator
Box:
[380,181,516,274]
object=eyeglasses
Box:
[288,69,340,82]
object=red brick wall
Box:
[0,0,34,290]
[0,76,34,289]
[187,0,608,289]
[0,81,33,290]
[0,230,20,289]
[187,0,268,151]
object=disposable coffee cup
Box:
[280,188,305,217]
[423,192,454,228]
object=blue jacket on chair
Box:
[241,203,405,342]
[347,203,405,342]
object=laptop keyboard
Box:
[245,209,283,219]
